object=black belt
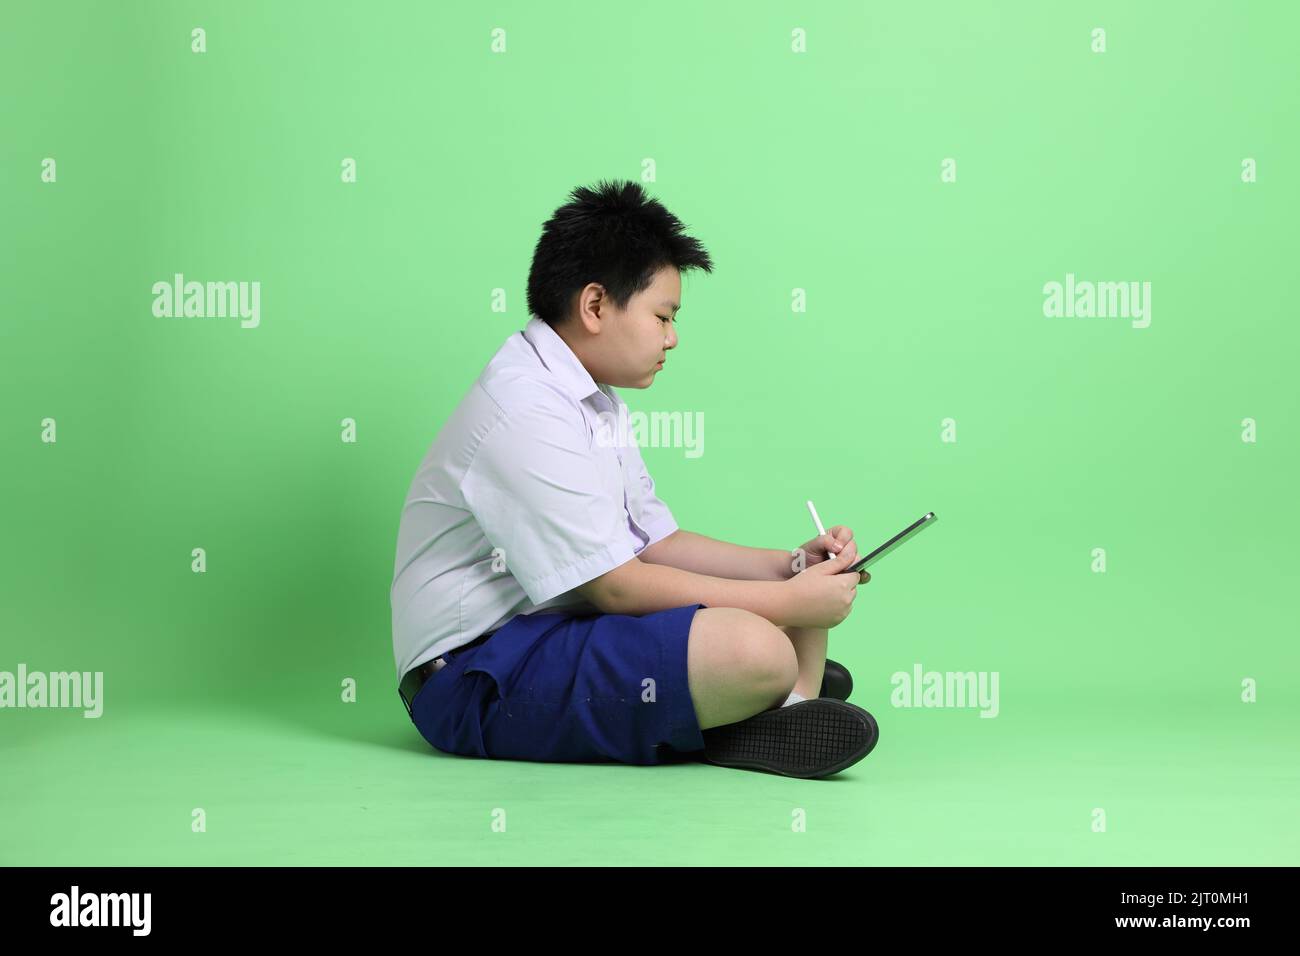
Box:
[398,630,495,719]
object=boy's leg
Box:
[686,607,800,729]
[411,605,837,765]
[416,604,715,765]
[689,611,880,778]
[778,624,828,700]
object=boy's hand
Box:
[799,524,854,566]
[794,524,871,584]
[781,546,869,628]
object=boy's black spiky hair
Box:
[526,179,714,328]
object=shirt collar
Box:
[521,315,611,406]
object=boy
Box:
[391,179,878,778]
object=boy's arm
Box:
[638,529,794,582]
[577,556,798,626]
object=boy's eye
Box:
[659,315,674,323]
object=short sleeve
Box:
[461,399,637,605]
[623,440,679,547]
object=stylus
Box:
[805,500,840,561]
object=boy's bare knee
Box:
[736,616,798,698]
[689,608,795,691]
[687,608,798,727]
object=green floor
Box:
[5,689,1295,866]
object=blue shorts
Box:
[408,603,708,765]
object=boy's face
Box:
[561,265,681,389]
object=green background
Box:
[2,0,1296,865]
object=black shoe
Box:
[819,658,854,701]
[700,698,880,778]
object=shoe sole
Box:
[701,698,880,779]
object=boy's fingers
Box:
[821,545,847,570]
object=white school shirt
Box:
[390,316,679,681]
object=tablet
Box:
[844,512,937,573]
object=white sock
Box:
[781,690,807,708]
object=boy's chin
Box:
[608,372,654,389]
